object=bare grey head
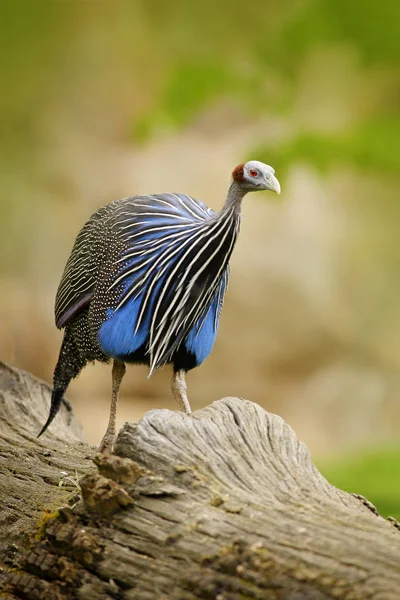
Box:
[232,160,281,195]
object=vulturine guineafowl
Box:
[39,161,281,452]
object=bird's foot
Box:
[99,432,115,455]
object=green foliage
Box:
[1,0,398,172]
[132,0,399,164]
[253,115,400,177]
[318,446,400,520]
[133,62,234,142]
[279,0,400,68]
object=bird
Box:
[39,160,281,453]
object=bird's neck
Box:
[220,180,247,219]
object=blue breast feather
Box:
[98,275,226,367]
[98,193,227,369]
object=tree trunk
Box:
[0,360,399,600]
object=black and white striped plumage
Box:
[39,160,281,446]
[56,192,235,372]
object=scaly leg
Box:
[171,369,191,414]
[99,359,126,454]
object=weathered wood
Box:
[0,362,90,544]
[1,361,399,600]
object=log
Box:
[0,360,399,600]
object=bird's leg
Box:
[99,359,126,454]
[171,369,192,414]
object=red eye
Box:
[249,169,258,177]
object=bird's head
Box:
[232,160,281,195]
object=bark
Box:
[0,360,399,600]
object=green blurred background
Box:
[0,1,399,517]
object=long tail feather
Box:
[37,388,65,437]
[39,324,87,438]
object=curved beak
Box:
[266,174,281,195]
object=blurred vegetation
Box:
[318,447,400,520]
[256,116,400,177]
[2,0,393,171]
[131,0,399,178]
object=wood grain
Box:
[1,361,399,599]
